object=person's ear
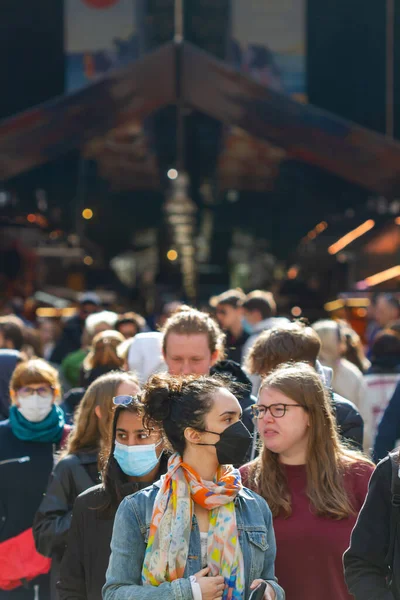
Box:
[210,351,219,366]
[53,387,61,403]
[95,405,102,420]
[9,389,17,406]
[184,427,202,445]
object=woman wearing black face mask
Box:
[104,374,284,600]
[57,394,168,600]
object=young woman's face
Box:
[115,410,163,455]
[257,387,309,462]
[196,388,242,451]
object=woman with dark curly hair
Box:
[104,373,284,600]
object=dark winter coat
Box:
[33,451,100,599]
[0,420,69,600]
[331,392,364,450]
[344,455,400,599]
[50,315,84,365]
[374,382,400,462]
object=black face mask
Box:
[196,420,252,466]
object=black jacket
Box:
[316,361,364,449]
[344,455,399,600]
[0,420,59,543]
[58,454,169,600]
[331,392,364,450]
[50,315,84,364]
[33,451,100,599]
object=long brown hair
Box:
[65,371,139,456]
[247,362,372,519]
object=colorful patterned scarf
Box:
[142,453,245,599]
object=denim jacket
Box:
[103,482,285,600]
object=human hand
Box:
[250,579,276,600]
[194,567,225,600]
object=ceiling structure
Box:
[2,40,400,197]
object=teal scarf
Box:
[9,405,65,443]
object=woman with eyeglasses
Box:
[104,373,284,600]
[240,362,374,600]
[58,392,168,600]
[0,359,70,600]
[33,371,139,600]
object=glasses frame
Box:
[251,403,304,419]
[18,385,54,399]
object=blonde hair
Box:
[162,307,225,361]
[10,359,60,402]
[83,330,125,372]
[246,362,372,519]
[65,371,139,456]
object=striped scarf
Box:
[142,453,245,600]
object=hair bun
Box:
[142,375,178,423]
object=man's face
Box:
[164,332,218,376]
[79,302,99,321]
[375,296,400,328]
[215,304,242,332]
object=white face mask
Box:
[18,394,53,423]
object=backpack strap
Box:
[385,451,400,575]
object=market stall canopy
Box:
[2,41,400,196]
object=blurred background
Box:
[0,0,399,336]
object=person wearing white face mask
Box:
[0,359,70,600]
[58,393,167,600]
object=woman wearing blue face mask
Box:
[57,392,168,600]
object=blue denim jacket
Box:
[103,482,285,600]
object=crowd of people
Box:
[0,288,400,600]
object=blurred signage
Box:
[219,0,306,190]
[64,0,141,92]
[230,0,306,100]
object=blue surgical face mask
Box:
[242,318,254,335]
[113,440,163,477]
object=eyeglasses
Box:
[113,395,139,406]
[251,403,304,419]
[18,386,53,399]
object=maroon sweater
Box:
[240,461,373,600]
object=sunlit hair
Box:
[65,371,139,457]
[162,307,225,361]
[142,372,234,455]
[83,330,125,372]
[10,358,60,403]
[246,322,321,376]
[246,362,372,519]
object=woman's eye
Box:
[117,433,127,441]
[139,434,149,440]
